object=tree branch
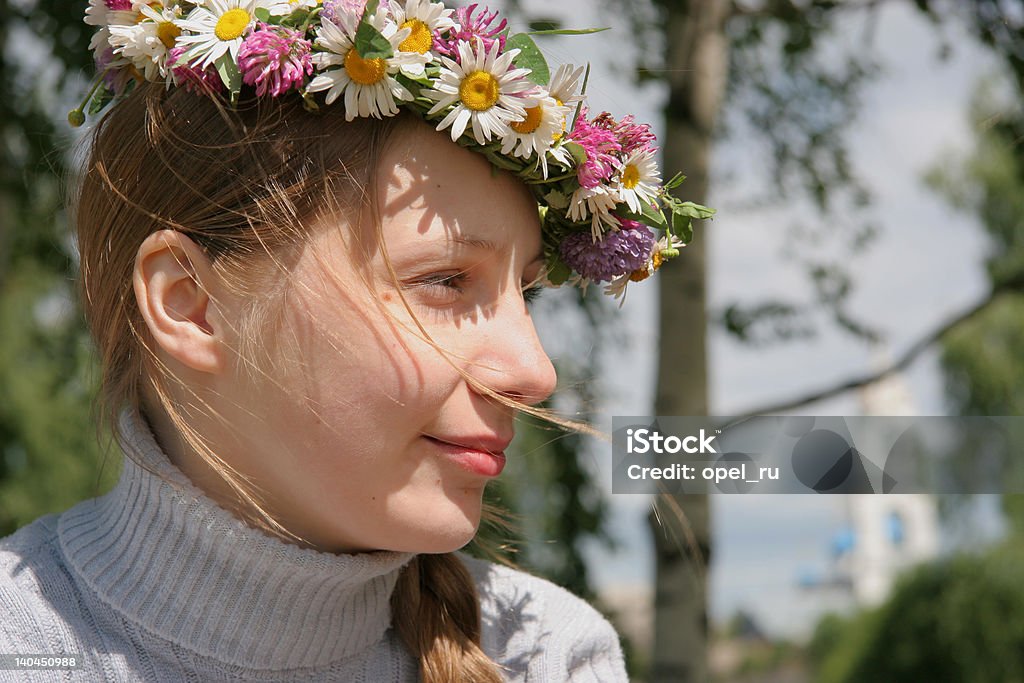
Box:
[728,0,895,20]
[733,273,1024,418]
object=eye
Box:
[522,283,545,304]
[408,271,470,302]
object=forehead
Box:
[375,120,541,252]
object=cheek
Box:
[270,263,465,440]
[285,310,452,433]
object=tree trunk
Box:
[648,1,730,681]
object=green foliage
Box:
[512,415,611,600]
[0,264,120,535]
[606,0,886,348]
[810,544,1024,683]
[943,296,1024,416]
[929,78,1024,532]
[507,33,549,85]
[1,1,120,534]
[216,55,242,103]
[527,27,610,36]
[807,609,882,683]
[926,79,1024,289]
[354,15,394,60]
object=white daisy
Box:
[547,144,575,174]
[425,40,536,145]
[84,0,137,65]
[499,93,570,178]
[306,5,427,120]
[547,63,586,110]
[269,0,321,11]
[546,63,586,148]
[616,148,661,214]
[603,272,631,303]
[83,0,108,27]
[175,0,284,70]
[568,184,618,240]
[109,3,184,81]
[389,0,455,61]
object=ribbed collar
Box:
[58,410,417,670]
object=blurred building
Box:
[799,350,941,607]
[840,351,940,606]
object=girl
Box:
[2,1,703,680]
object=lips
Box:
[425,434,513,455]
[423,433,512,477]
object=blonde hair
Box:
[72,82,600,682]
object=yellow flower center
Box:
[399,19,433,54]
[511,105,543,134]
[345,49,387,85]
[135,3,163,23]
[630,252,661,282]
[552,98,567,141]
[214,8,250,41]
[157,21,181,49]
[459,71,500,111]
[622,164,641,189]
[629,267,651,283]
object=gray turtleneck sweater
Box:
[0,412,628,681]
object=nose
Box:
[468,300,557,407]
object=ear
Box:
[133,230,230,374]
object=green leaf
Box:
[507,33,549,85]
[545,255,572,286]
[643,202,669,228]
[254,7,271,22]
[87,86,114,116]
[672,200,716,220]
[672,211,693,243]
[659,196,716,220]
[563,141,587,167]
[301,90,320,112]
[395,69,432,89]
[215,55,241,103]
[527,27,610,36]
[355,14,393,59]
[570,63,591,129]
[664,172,687,190]
[528,19,560,32]
[485,152,526,172]
[281,9,308,28]
[619,202,668,229]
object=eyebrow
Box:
[451,236,545,263]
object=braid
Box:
[391,553,506,682]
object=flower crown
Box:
[72,0,714,301]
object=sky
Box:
[511,0,1006,640]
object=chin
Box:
[392,497,485,554]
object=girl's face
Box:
[217,120,557,554]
